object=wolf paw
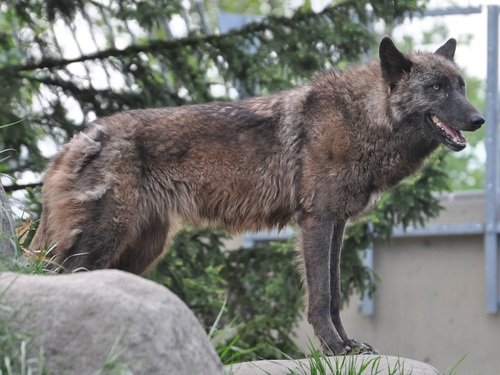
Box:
[343,339,378,355]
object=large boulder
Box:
[0,269,223,375]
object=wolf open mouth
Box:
[426,114,466,151]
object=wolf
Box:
[31,37,484,354]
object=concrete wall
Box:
[293,191,500,375]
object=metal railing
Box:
[484,5,499,314]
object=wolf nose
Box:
[470,114,485,127]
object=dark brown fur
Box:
[31,38,484,354]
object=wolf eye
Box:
[432,83,441,91]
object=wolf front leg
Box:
[299,212,347,354]
[328,218,348,340]
[328,219,377,354]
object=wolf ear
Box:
[379,37,412,86]
[434,38,456,60]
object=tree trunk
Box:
[0,183,16,259]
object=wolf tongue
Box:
[442,123,465,143]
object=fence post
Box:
[484,5,500,314]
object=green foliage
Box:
[148,227,303,361]
[147,228,229,329]
[223,241,303,359]
[218,0,285,16]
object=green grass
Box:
[284,351,468,375]
[266,342,417,375]
[223,340,468,375]
[285,354,413,375]
[444,355,467,375]
[0,299,47,375]
[209,299,263,365]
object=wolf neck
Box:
[309,64,439,190]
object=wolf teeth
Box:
[430,114,465,144]
[431,115,443,127]
[431,114,451,133]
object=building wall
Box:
[292,192,500,375]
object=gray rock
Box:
[0,183,16,261]
[225,355,440,375]
[0,269,223,375]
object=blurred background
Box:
[0,0,498,373]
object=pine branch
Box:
[3,182,42,192]
[0,2,354,74]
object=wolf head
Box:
[379,37,484,151]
